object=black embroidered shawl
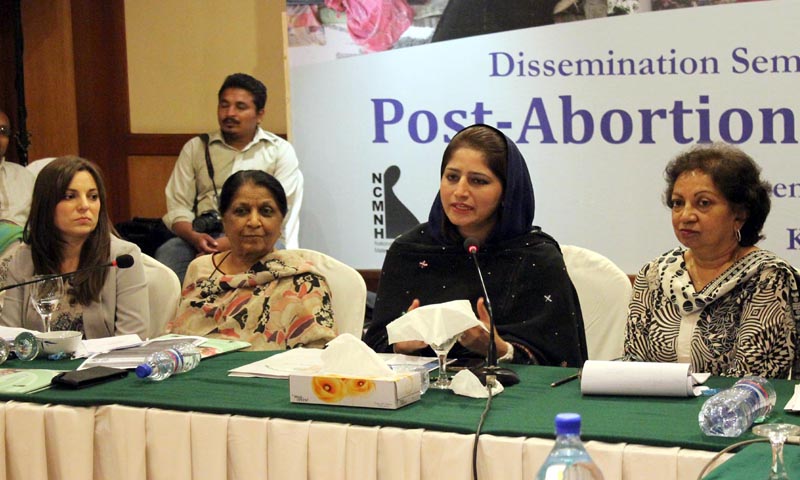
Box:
[364,125,586,366]
[363,225,588,366]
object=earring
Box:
[735,228,742,244]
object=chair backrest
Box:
[141,253,181,339]
[0,239,23,311]
[293,248,367,339]
[561,245,632,360]
[25,157,57,179]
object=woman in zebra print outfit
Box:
[624,144,800,378]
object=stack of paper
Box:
[0,328,143,360]
[229,348,437,379]
[0,326,39,342]
[78,334,250,370]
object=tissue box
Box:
[289,372,421,409]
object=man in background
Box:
[156,73,303,282]
[0,110,34,226]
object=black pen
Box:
[550,371,581,388]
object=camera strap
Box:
[199,134,220,207]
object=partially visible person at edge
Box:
[624,143,800,378]
[156,73,303,283]
[0,109,35,226]
[0,156,149,338]
[364,124,587,367]
[166,170,335,351]
[0,220,24,305]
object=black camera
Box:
[192,210,223,234]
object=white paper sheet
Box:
[80,334,144,356]
[0,326,39,342]
[1,328,143,360]
[230,348,324,379]
[580,360,709,397]
[77,335,207,370]
[228,348,438,379]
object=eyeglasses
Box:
[0,126,10,137]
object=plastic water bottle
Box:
[135,343,201,381]
[0,332,41,364]
[698,376,776,437]
[173,343,202,373]
[535,413,604,480]
[135,350,176,381]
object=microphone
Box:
[0,254,135,293]
[465,238,479,255]
[112,254,134,269]
[463,238,520,387]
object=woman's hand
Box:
[392,299,428,354]
[458,297,510,358]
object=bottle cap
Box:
[554,413,581,435]
[135,364,153,378]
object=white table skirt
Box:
[0,401,730,480]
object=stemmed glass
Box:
[429,333,460,389]
[752,423,800,480]
[29,276,64,333]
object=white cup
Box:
[35,331,82,355]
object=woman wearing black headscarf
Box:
[364,124,587,367]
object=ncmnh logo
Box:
[372,166,419,241]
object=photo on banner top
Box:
[286,0,762,66]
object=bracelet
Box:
[497,341,515,363]
[510,341,538,365]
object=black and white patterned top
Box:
[625,247,800,378]
[48,280,85,336]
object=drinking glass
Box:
[429,334,460,389]
[29,276,64,333]
[752,423,800,480]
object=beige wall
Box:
[124,0,289,136]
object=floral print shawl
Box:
[167,250,336,351]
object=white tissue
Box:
[320,333,394,377]
[386,300,485,346]
[450,369,504,398]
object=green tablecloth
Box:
[1,352,798,452]
[704,443,800,479]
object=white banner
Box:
[291,1,800,272]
